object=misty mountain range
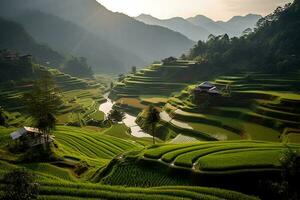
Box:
[136,14,262,41]
[0,0,261,73]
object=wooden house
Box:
[10,127,54,147]
[194,82,221,96]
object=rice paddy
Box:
[110,62,206,99]
[152,72,300,143]
[142,141,300,172]
[0,70,106,127]
[0,126,259,200]
[1,61,300,199]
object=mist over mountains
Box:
[0,0,193,73]
[136,14,262,41]
[0,0,261,73]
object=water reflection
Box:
[99,93,151,138]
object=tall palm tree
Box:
[145,105,160,144]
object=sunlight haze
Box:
[97,0,292,21]
[0,0,300,199]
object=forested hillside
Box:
[0,18,64,68]
[187,1,300,74]
[14,11,146,73]
[0,18,94,78]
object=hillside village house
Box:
[10,126,54,147]
[194,82,221,96]
[193,81,221,104]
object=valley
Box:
[0,0,300,200]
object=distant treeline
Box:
[186,0,300,74]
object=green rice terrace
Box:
[110,60,210,99]
[0,68,106,127]
[1,1,300,199]
[0,126,260,200]
[91,141,300,196]
[127,70,300,143]
[1,66,300,199]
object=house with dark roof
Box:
[10,127,54,147]
[194,82,221,96]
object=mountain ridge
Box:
[137,13,262,40]
[14,10,146,73]
[0,0,194,73]
[136,14,210,41]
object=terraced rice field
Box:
[116,97,148,111]
[94,140,300,191]
[0,125,143,181]
[57,88,105,125]
[0,69,105,126]
[53,126,142,164]
[0,132,259,200]
[0,173,259,200]
[111,62,209,99]
[159,72,300,142]
[102,124,154,145]
[0,151,260,200]
[170,134,201,144]
[34,184,258,200]
[142,141,300,172]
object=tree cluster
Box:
[187,0,300,74]
[62,57,93,78]
[1,169,38,200]
[23,73,62,147]
[107,108,125,124]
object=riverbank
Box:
[99,93,152,138]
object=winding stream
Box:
[99,93,152,138]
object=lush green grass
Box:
[142,141,300,171]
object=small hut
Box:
[10,127,54,147]
[193,82,222,104]
[194,82,221,96]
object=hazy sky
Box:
[97,0,292,21]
